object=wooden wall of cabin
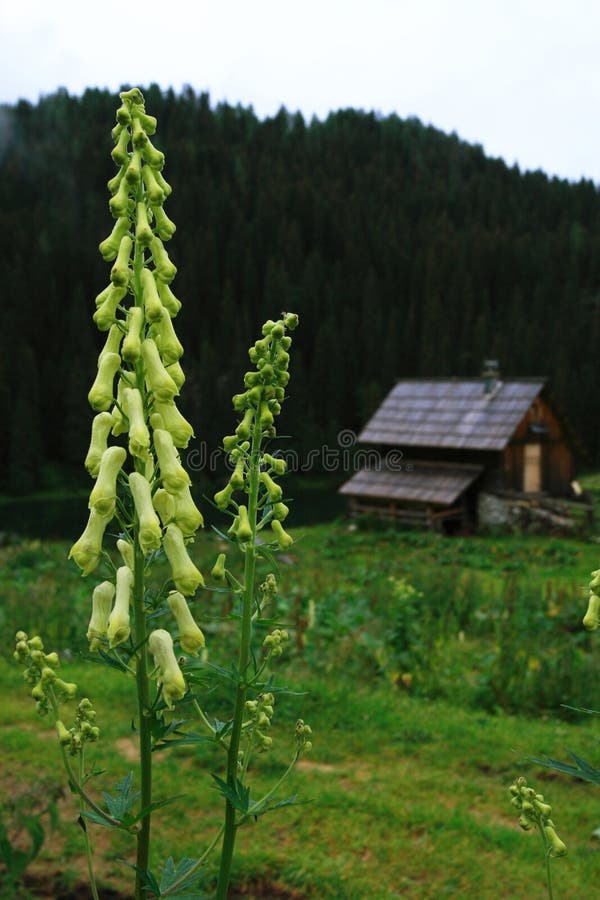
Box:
[503,396,574,495]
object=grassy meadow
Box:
[1,514,600,897]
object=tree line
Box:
[1,84,600,495]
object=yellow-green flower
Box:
[128,472,162,555]
[148,629,186,708]
[163,523,204,595]
[107,566,133,647]
[167,591,205,655]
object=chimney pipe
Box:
[482,359,500,395]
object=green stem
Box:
[539,828,554,900]
[216,415,261,899]
[79,752,101,900]
[161,824,225,897]
[133,533,153,899]
[132,200,154,900]
[240,751,300,824]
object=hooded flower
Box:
[167,590,205,655]
[148,629,186,708]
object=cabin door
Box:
[523,443,542,493]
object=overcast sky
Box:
[2,0,600,183]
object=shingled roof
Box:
[358,378,546,451]
[339,461,484,506]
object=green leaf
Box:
[153,733,215,751]
[159,855,207,897]
[102,772,140,821]
[249,794,305,819]
[211,774,251,813]
[120,861,161,896]
[529,749,600,787]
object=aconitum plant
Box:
[14,88,310,900]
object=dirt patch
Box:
[229,878,308,899]
[17,872,307,899]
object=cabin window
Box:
[523,443,542,493]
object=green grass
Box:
[0,660,598,898]
[1,523,600,897]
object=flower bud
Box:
[272,502,289,521]
[85,412,114,477]
[259,402,274,430]
[271,520,293,550]
[54,678,78,701]
[583,592,600,630]
[109,175,131,217]
[142,165,165,205]
[87,581,115,650]
[148,629,186,708]
[122,306,144,363]
[235,408,254,440]
[88,353,121,412]
[131,116,148,148]
[152,400,193,448]
[167,591,205,655]
[93,284,127,331]
[129,472,163,555]
[230,459,245,490]
[589,569,600,592]
[165,361,186,389]
[260,471,282,502]
[154,428,191,492]
[107,164,126,195]
[56,720,72,747]
[88,446,126,517]
[125,149,142,185]
[283,312,299,331]
[222,435,239,453]
[263,453,286,475]
[98,325,124,365]
[115,108,131,130]
[153,310,183,364]
[151,204,176,240]
[163,523,204,595]
[157,280,182,317]
[172,484,204,536]
[236,505,252,542]
[211,553,226,580]
[107,565,133,647]
[214,483,233,510]
[155,169,172,197]
[153,487,176,525]
[141,268,164,323]
[99,217,131,261]
[135,202,153,246]
[544,825,567,857]
[142,138,165,170]
[111,126,130,165]
[117,538,134,569]
[150,236,177,283]
[110,235,133,287]
[111,378,129,435]
[122,387,150,458]
[69,509,112,575]
[133,110,157,134]
[142,338,178,402]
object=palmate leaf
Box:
[102,771,140,820]
[529,748,600,787]
[159,855,207,897]
[249,794,303,819]
[211,774,251,813]
[153,731,214,751]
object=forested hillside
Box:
[2,84,600,494]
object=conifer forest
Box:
[2,84,600,495]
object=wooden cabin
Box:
[339,371,583,531]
